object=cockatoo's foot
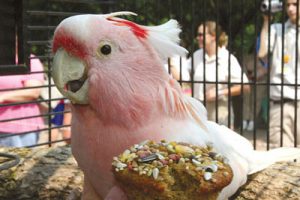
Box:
[81,176,126,200]
[81,177,103,200]
[104,186,127,200]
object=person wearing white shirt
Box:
[259,0,300,147]
[186,21,249,129]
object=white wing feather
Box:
[186,97,300,199]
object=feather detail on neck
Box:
[158,78,188,118]
[159,77,208,131]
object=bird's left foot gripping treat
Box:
[112,140,233,200]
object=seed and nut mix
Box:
[112,140,229,181]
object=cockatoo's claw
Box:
[104,186,127,200]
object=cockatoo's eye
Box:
[100,44,111,55]
[97,41,115,58]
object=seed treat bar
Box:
[112,140,233,200]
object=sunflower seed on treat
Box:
[147,169,153,176]
[223,171,229,177]
[208,152,218,158]
[175,144,195,155]
[138,166,144,171]
[151,148,159,153]
[167,144,175,153]
[192,159,202,167]
[133,167,138,172]
[143,145,149,150]
[123,149,131,155]
[116,162,127,169]
[152,168,159,180]
[204,172,212,181]
[156,152,165,160]
[178,158,186,164]
[218,165,225,170]
[130,147,137,152]
[159,152,168,157]
[156,161,164,168]
[152,160,158,166]
[196,166,203,171]
[128,153,138,162]
[210,164,218,172]
[204,167,214,173]
[139,153,158,162]
[113,156,119,162]
[132,161,138,167]
[205,164,218,172]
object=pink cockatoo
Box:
[51,12,300,200]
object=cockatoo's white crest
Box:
[104,11,137,18]
[106,12,188,60]
[144,19,188,59]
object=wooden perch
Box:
[0,146,83,200]
[0,146,299,200]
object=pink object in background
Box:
[0,54,45,134]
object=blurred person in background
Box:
[0,54,45,147]
[242,54,268,131]
[258,0,300,147]
[40,78,72,145]
[51,99,72,145]
[185,20,249,129]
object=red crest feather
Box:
[107,18,148,38]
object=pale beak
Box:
[52,48,89,104]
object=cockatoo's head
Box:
[52,11,187,109]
